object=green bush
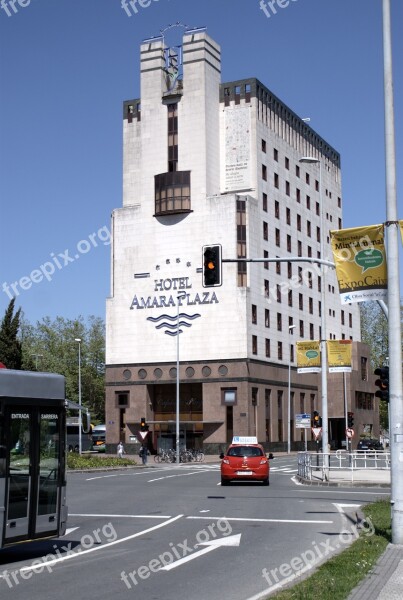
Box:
[67,453,137,469]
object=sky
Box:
[0,0,402,325]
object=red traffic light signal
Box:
[202,245,222,288]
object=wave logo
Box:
[146,313,201,336]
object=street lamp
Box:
[287,324,296,454]
[176,292,187,465]
[299,156,329,475]
[75,338,82,455]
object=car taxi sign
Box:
[231,436,258,444]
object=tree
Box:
[0,299,22,369]
[20,315,105,421]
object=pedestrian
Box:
[117,441,124,458]
[139,444,148,465]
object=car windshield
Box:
[228,446,263,457]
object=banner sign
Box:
[327,339,352,373]
[330,224,387,304]
[297,341,321,373]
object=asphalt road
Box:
[0,456,390,600]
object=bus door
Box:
[4,407,63,544]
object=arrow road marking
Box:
[159,534,242,571]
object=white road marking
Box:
[0,515,183,577]
[148,470,212,482]
[69,513,172,519]
[159,534,242,572]
[187,516,333,524]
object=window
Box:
[307,220,311,237]
[306,195,311,209]
[309,297,313,314]
[298,266,303,282]
[252,304,257,324]
[167,103,178,172]
[252,335,257,355]
[297,240,302,256]
[318,301,321,317]
[349,313,353,328]
[275,229,280,247]
[286,207,291,225]
[309,323,314,340]
[265,339,271,357]
[315,180,319,192]
[278,341,283,360]
[299,320,304,337]
[287,262,292,278]
[285,181,290,196]
[338,218,342,229]
[316,202,320,216]
[235,85,241,104]
[155,171,191,215]
[274,173,279,188]
[285,157,289,170]
[263,221,268,240]
[288,290,293,307]
[307,245,312,258]
[306,173,310,185]
[297,214,301,231]
[361,357,368,381]
[274,148,278,161]
[262,164,267,181]
[338,196,341,208]
[296,188,301,203]
[277,312,282,331]
[318,276,321,292]
[262,139,266,153]
[341,310,345,325]
[287,235,291,252]
[264,249,269,270]
[276,260,281,275]
[263,192,268,212]
[317,226,321,242]
[265,309,270,327]
[275,200,280,219]
[277,285,282,303]
[296,165,300,177]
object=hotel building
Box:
[105,28,378,453]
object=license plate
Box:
[236,470,252,475]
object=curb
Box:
[296,475,391,488]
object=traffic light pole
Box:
[382,0,403,546]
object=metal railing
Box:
[297,450,391,483]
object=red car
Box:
[220,438,273,486]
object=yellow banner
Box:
[330,224,387,304]
[327,340,352,373]
[297,341,321,373]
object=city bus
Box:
[66,417,93,453]
[0,369,68,549]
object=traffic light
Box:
[374,366,389,402]
[140,417,147,431]
[347,412,354,428]
[203,245,222,288]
